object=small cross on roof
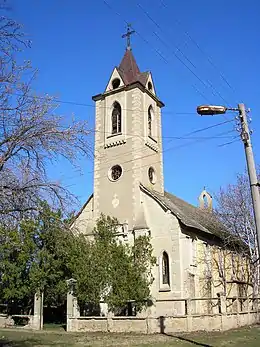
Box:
[122,23,135,50]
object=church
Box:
[72,30,252,318]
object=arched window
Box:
[162,251,170,285]
[112,102,122,134]
[148,106,153,137]
[148,81,153,92]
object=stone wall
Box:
[67,296,260,333]
[67,311,259,334]
[0,314,10,328]
[0,314,38,329]
[0,293,43,330]
[69,316,148,333]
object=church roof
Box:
[141,185,245,248]
[162,191,226,238]
[118,49,149,86]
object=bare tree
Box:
[214,169,260,293]
[0,17,90,221]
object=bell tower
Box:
[92,31,164,229]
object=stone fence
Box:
[0,293,43,330]
[67,295,260,334]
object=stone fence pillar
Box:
[220,294,227,314]
[32,292,43,330]
[66,278,80,332]
[218,294,227,331]
[107,311,114,332]
[217,293,226,314]
[145,299,156,334]
[186,299,192,332]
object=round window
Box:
[108,165,123,181]
[112,78,120,89]
[148,167,156,184]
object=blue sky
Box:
[5,0,260,208]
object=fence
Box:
[67,295,260,333]
[0,293,43,330]
[1,294,259,333]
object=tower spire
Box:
[122,23,135,51]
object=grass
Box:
[0,325,259,346]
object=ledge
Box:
[76,316,108,320]
[92,82,165,108]
[104,139,126,148]
[107,132,122,139]
[112,316,146,320]
[159,287,171,293]
[145,141,158,152]
[148,135,157,143]
[74,316,146,320]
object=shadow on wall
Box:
[159,316,213,347]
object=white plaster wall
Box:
[141,92,164,194]
[72,196,95,235]
[141,190,183,316]
[105,68,124,93]
[92,83,164,229]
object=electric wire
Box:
[63,118,235,180]
[103,0,211,105]
[92,128,236,163]
[8,92,196,117]
[88,128,236,140]
[64,130,238,184]
[135,2,232,107]
[159,0,239,104]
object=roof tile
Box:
[118,49,149,87]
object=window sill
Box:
[148,135,157,143]
[107,132,122,139]
[159,287,171,292]
[159,284,171,292]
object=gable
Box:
[140,188,181,237]
[145,72,157,96]
[71,194,95,235]
[105,67,125,93]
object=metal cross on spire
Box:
[122,24,135,50]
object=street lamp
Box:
[197,105,228,115]
[196,103,260,259]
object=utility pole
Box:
[238,103,260,257]
[197,103,260,258]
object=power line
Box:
[79,119,235,175]
[217,137,240,147]
[136,2,197,69]
[64,128,237,184]
[192,84,212,104]
[9,92,196,117]
[135,2,232,108]
[159,0,238,103]
[91,128,235,163]
[102,0,212,104]
[89,127,236,140]
[4,91,234,164]
[164,119,234,147]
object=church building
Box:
[73,32,251,317]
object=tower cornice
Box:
[92,81,165,108]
